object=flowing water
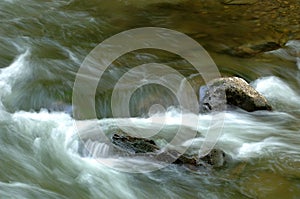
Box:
[0,0,300,198]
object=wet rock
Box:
[177,149,228,168]
[111,134,159,154]
[157,149,229,168]
[199,77,272,112]
[111,133,229,168]
[199,149,227,168]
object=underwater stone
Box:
[111,133,229,168]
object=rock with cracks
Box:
[199,77,272,113]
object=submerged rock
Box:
[111,133,229,168]
[112,134,159,154]
[199,149,228,168]
[158,149,229,168]
[199,77,272,113]
[223,42,281,58]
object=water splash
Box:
[0,49,31,110]
[251,76,300,111]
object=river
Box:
[0,0,300,198]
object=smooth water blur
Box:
[0,0,300,198]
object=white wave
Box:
[12,109,75,151]
[83,139,111,158]
[237,136,299,159]
[0,49,31,110]
[251,76,300,111]
[0,49,30,83]
[1,109,144,198]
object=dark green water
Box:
[0,0,300,198]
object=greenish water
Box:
[0,0,300,198]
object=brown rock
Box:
[200,77,272,112]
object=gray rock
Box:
[111,133,229,168]
[199,149,228,168]
[111,134,159,154]
[157,149,229,168]
[199,77,272,112]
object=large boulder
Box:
[199,77,272,113]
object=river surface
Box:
[0,0,300,198]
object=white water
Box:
[0,50,31,110]
[1,90,299,198]
[1,44,300,197]
[252,76,300,111]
